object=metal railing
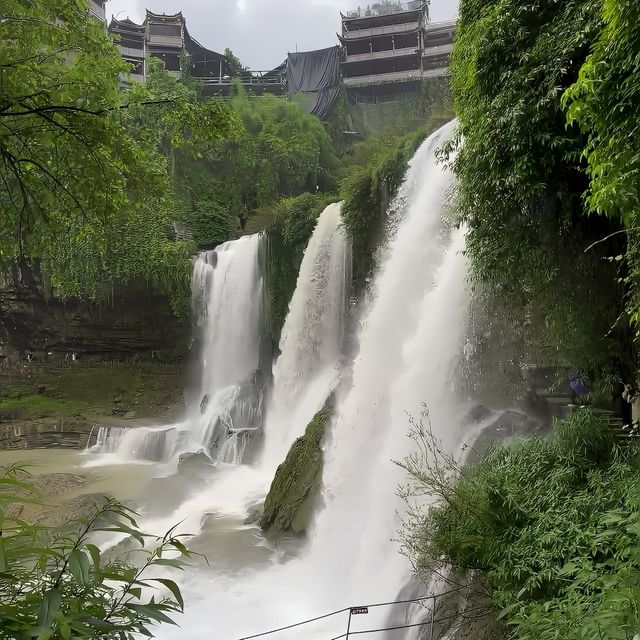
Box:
[233,585,492,640]
[200,70,285,87]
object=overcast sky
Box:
[105,0,458,70]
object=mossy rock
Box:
[260,400,332,536]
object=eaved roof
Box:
[145,10,184,22]
[108,17,145,31]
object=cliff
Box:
[0,262,188,362]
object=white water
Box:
[146,121,470,640]
[260,201,349,471]
[128,202,351,534]
[87,235,264,467]
[87,121,471,640]
[191,237,263,406]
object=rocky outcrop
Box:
[260,399,332,536]
[177,450,213,472]
[0,261,188,361]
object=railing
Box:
[343,65,449,86]
[89,0,105,20]
[426,19,457,31]
[343,68,424,87]
[345,1,423,18]
[200,71,285,87]
[232,585,491,640]
[344,47,419,64]
[118,45,145,59]
[342,21,421,39]
[422,42,454,57]
[147,33,183,47]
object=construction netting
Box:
[286,46,342,120]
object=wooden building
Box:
[145,11,184,77]
[339,2,455,102]
[108,18,146,84]
[89,0,106,24]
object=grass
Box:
[0,362,184,421]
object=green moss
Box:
[0,363,183,421]
[260,400,332,536]
[264,193,338,344]
[340,115,452,289]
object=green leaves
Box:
[403,409,640,639]
[448,0,627,370]
[563,0,640,334]
[0,465,190,640]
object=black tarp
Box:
[286,46,341,120]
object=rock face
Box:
[177,450,213,473]
[0,261,188,361]
[260,400,332,536]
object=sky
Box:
[105,0,459,70]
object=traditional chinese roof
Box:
[108,17,145,32]
[145,10,184,22]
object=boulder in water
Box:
[177,451,213,473]
[260,399,332,537]
[200,394,210,414]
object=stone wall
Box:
[0,262,188,362]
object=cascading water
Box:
[87,234,265,466]
[260,201,349,470]
[148,120,472,640]
[128,202,351,535]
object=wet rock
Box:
[200,394,209,414]
[177,451,213,473]
[260,399,332,537]
[464,404,492,424]
[0,260,188,360]
[244,503,264,525]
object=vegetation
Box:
[1,2,239,315]
[0,361,184,422]
[446,0,640,384]
[0,465,189,639]
[563,0,640,329]
[264,193,338,342]
[260,400,332,536]
[1,1,345,319]
[401,410,640,639]
[341,113,453,288]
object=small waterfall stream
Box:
[260,201,349,472]
[87,234,264,467]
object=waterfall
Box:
[279,120,467,631]
[260,202,349,472]
[87,234,264,466]
[191,236,264,408]
[152,120,470,640]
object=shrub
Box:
[400,409,640,639]
[0,466,189,639]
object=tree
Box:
[1,1,238,314]
[0,466,189,639]
[224,48,245,77]
[0,0,158,260]
[564,0,640,330]
[446,0,625,376]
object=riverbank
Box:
[0,361,185,450]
